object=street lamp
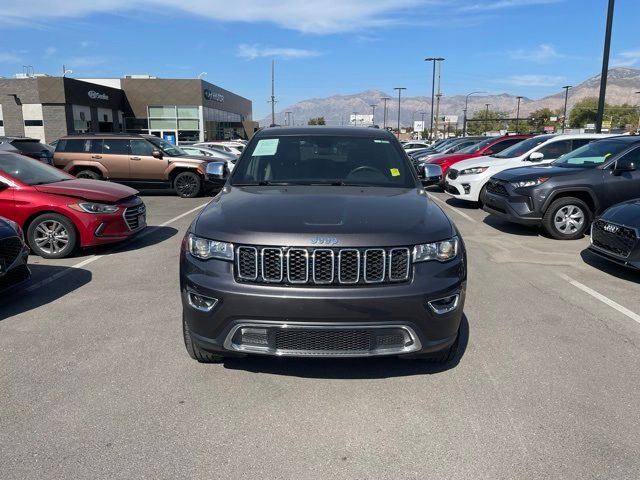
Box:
[285,111,292,126]
[485,103,491,134]
[420,111,427,138]
[462,91,485,137]
[515,96,524,133]
[635,91,640,133]
[394,87,406,138]
[370,104,377,126]
[381,96,391,129]
[197,72,207,79]
[434,93,443,139]
[562,86,572,132]
[352,111,358,127]
[595,0,615,133]
[425,57,444,140]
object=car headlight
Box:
[510,177,549,188]
[188,233,234,261]
[460,166,489,175]
[73,202,119,214]
[413,237,459,262]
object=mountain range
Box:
[260,67,640,128]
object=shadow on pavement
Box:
[222,315,470,379]
[444,197,482,211]
[482,215,541,237]
[0,264,92,321]
[580,249,640,283]
[74,226,179,257]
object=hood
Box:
[428,152,478,165]
[34,179,138,202]
[491,164,586,182]
[194,186,454,247]
[600,199,640,227]
[0,216,18,239]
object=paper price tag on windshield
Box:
[253,139,279,156]
[390,168,400,177]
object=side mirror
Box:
[206,161,228,182]
[152,150,163,159]
[528,152,544,162]
[613,157,636,175]
[418,163,442,186]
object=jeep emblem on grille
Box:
[603,223,619,233]
[311,236,338,245]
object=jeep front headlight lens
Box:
[188,234,234,261]
[413,237,459,262]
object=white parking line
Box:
[25,202,209,293]
[559,273,640,325]
[428,193,478,224]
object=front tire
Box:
[183,315,223,363]
[75,169,102,180]
[174,171,202,198]
[477,184,488,207]
[542,197,590,240]
[27,213,78,259]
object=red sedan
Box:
[0,151,146,259]
[427,135,533,185]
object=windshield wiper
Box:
[233,181,298,186]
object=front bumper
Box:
[180,249,466,358]
[444,173,484,202]
[75,199,147,247]
[0,242,30,292]
[482,190,542,226]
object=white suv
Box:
[444,134,613,204]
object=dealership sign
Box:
[204,89,224,102]
[88,90,109,101]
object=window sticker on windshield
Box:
[374,139,390,144]
[390,168,400,177]
[253,139,279,156]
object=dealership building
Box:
[0,75,255,144]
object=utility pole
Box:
[352,111,358,127]
[463,91,485,137]
[561,86,572,133]
[370,104,377,126]
[268,60,277,126]
[425,57,444,141]
[285,111,292,126]
[485,103,491,135]
[515,96,523,134]
[434,93,442,139]
[595,0,615,133]
[381,97,391,129]
[636,91,640,133]
[394,88,406,138]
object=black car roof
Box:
[254,126,398,140]
[592,134,640,144]
[0,136,41,142]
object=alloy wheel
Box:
[175,175,198,197]
[34,220,70,255]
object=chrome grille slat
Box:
[234,246,410,286]
[123,203,146,230]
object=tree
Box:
[569,97,599,128]
[465,109,509,135]
[526,108,559,132]
[307,116,326,126]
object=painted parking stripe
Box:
[25,202,209,293]
[559,273,640,325]
[428,193,478,224]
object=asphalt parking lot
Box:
[1,190,639,480]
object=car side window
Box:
[492,138,523,153]
[57,139,88,153]
[89,139,103,154]
[130,140,155,156]
[537,139,572,159]
[615,146,640,167]
[103,139,131,155]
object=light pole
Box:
[561,86,572,133]
[381,96,391,129]
[197,72,207,79]
[434,93,443,139]
[370,104,377,126]
[394,88,406,138]
[636,91,640,132]
[420,111,427,138]
[596,0,615,133]
[485,103,490,134]
[462,91,485,137]
[425,57,444,140]
[352,111,358,127]
[285,111,292,126]
[514,96,523,133]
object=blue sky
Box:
[2,0,639,119]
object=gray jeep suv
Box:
[180,127,467,363]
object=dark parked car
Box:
[0,216,30,292]
[589,199,640,270]
[0,137,54,165]
[482,136,640,239]
[180,127,466,363]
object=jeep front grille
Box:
[235,246,411,286]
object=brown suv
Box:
[53,134,222,197]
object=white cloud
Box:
[509,44,565,63]
[44,47,57,57]
[502,74,565,87]
[461,0,561,10]
[66,55,109,67]
[237,44,320,60]
[612,49,640,67]
[0,52,22,63]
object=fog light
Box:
[187,290,218,312]
[241,328,268,346]
[427,294,459,314]
[462,184,471,194]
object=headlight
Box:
[510,177,549,188]
[73,202,119,214]
[413,237,459,262]
[460,166,489,175]
[188,233,234,261]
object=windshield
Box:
[432,139,458,152]
[232,135,416,188]
[147,136,188,157]
[458,138,494,154]
[552,140,630,168]
[0,153,72,185]
[492,135,553,158]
